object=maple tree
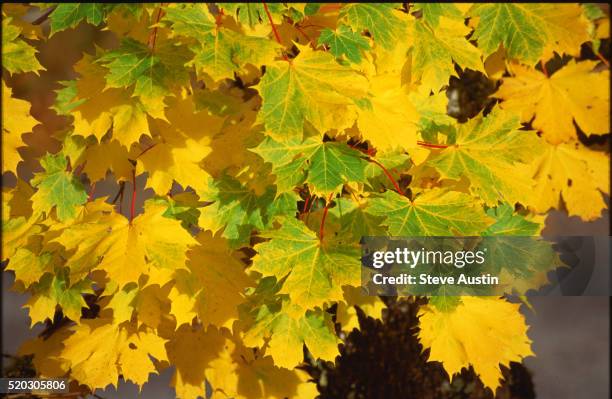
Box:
[1,3,610,398]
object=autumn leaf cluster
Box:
[1,3,610,398]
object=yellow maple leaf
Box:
[72,55,152,148]
[418,296,533,392]
[2,83,38,174]
[496,60,610,144]
[356,73,419,151]
[169,231,253,329]
[53,200,197,286]
[59,318,167,389]
[528,140,609,221]
[336,286,385,332]
[167,324,316,399]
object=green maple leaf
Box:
[484,203,541,236]
[198,175,274,247]
[219,3,285,29]
[163,5,279,82]
[31,153,87,222]
[411,18,484,91]
[52,81,85,116]
[339,3,409,50]
[97,39,168,98]
[163,4,217,38]
[251,217,361,309]
[368,189,493,236]
[244,301,338,368]
[318,25,371,63]
[468,4,547,63]
[49,3,112,35]
[6,248,53,288]
[424,108,542,206]
[26,271,93,324]
[193,28,280,82]
[2,17,44,74]
[411,3,464,27]
[329,197,388,240]
[252,136,370,196]
[481,204,561,293]
[257,44,368,140]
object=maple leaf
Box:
[328,197,388,240]
[257,44,368,140]
[54,200,197,286]
[418,296,534,392]
[355,73,420,151]
[529,140,610,221]
[48,3,114,35]
[336,286,385,332]
[251,217,361,309]
[468,4,590,63]
[2,83,38,174]
[167,324,315,399]
[25,271,93,325]
[163,4,279,82]
[410,17,484,92]
[495,60,610,144]
[368,189,493,236]
[318,25,371,63]
[30,153,87,222]
[252,135,370,196]
[424,108,542,206]
[198,174,275,247]
[59,318,168,389]
[339,3,409,50]
[70,56,153,147]
[2,16,43,74]
[2,183,44,261]
[411,3,464,28]
[169,230,254,328]
[220,3,286,35]
[244,302,339,369]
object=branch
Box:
[319,193,334,242]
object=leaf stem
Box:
[88,182,96,202]
[319,193,334,241]
[302,195,311,213]
[263,1,289,61]
[540,60,549,77]
[596,51,610,67]
[368,158,405,196]
[416,141,450,149]
[147,4,166,51]
[130,170,137,224]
